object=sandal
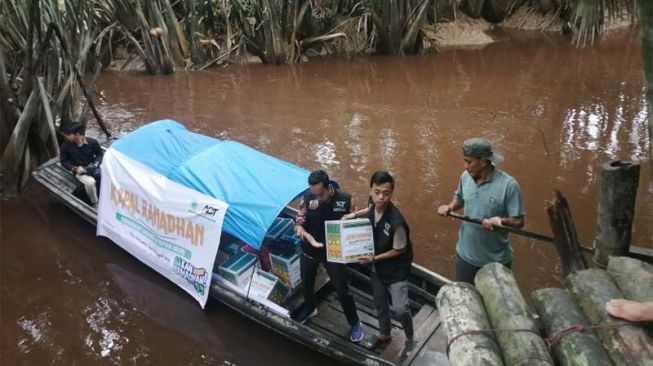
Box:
[365,334,392,350]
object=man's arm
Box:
[88,138,104,164]
[60,144,76,172]
[437,198,464,216]
[293,198,324,248]
[482,179,526,231]
[359,226,408,264]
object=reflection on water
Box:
[2,30,652,365]
[87,30,650,294]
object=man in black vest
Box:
[293,170,364,343]
[347,171,415,355]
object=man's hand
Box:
[73,166,84,174]
[357,256,373,266]
[437,205,452,217]
[309,241,324,248]
[342,212,356,220]
[482,216,502,231]
[295,208,306,226]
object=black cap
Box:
[61,122,83,134]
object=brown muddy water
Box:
[2,31,652,365]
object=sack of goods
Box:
[219,251,258,289]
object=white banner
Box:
[97,149,228,308]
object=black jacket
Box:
[300,188,352,260]
[60,137,103,173]
[367,202,413,284]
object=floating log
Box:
[546,190,587,277]
[565,269,653,365]
[531,288,613,366]
[475,263,554,366]
[593,161,641,268]
[435,282,504,366]
[607,256,653,302]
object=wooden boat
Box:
[33,138,451,366]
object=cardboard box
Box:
[219,251,258,289]
[248,269,290,306]
[266,218,295,240]
[270,251,301,288]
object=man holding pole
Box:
[437,138,526,284]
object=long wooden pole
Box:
[447,212,555,243]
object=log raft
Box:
[566,269,653,366]
[475,263,554,366]
[435,282,504,366]
[606,256,653,302]
[531,288,613,366]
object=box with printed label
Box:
[219,251,258,289]
[265,218,295,240]
[269,251,301,288]
[248,269,290,306]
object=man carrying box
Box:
[346,171,415,356]
[293,170,364,343]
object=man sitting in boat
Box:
[294,170,364,343]
[60,122,103,208]
[346,171,416,355]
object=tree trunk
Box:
[475,263,554,366]
[531,288,613,366]
[565,269,653,365]
[640,0,653,173]
[593,161,640,268]
[606,256,653,303]
[435,282,504,366]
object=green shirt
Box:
[454,168,525,267]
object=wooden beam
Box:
[546,190,588,277]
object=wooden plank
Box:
[629,245,653,263]
[546,190,588,276]
[419,319,447,355]
[44,167,78,190]
[381,304,436,363]
[404,318,442,366]
[310,299,377,344]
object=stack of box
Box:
[270,250,301,289]
[265,218,295,240]
[219,251,258,289]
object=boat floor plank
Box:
[310,298,378,348]
[381,304,438,364]
[324,288,404,331]
[411,322,448,366]
[403,311,441,365]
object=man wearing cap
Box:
[60,122,103,208]
[437,138,525,283]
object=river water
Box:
[2,30,651,365]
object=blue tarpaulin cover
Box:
[111,119,309,249]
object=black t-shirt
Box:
[60,137,103,172]
[299,188,352,260]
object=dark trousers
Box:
[371,270,414,338]
[300,253,359,326]
[455,254,512,284]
